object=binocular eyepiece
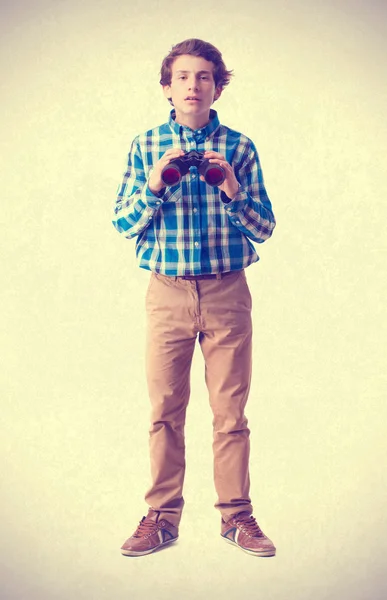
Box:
[161,150,225,187]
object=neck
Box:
[173,109,211,130]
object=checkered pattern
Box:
[113,109,276,276]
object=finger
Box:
[208,158,229,168]
[204,151,225,160]
[208,156,227,162]
[164,149,184,158]
[161,149,184,164]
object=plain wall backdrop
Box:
[1,0,386,599]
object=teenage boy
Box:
[113,39,276,557]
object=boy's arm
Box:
[206,141,276,244]
[112,137,182,239]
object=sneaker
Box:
[121,510,179,556]
[221,512,276,557]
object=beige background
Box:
[1,0,386,598]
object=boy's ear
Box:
[213,86,223,102]
[162,84,174,106]
[162,84,171,100]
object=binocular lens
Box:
[162,166,181,185]
[204,166,225,186]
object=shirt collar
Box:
[168,109,220,139]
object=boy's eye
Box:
[176,75,210,80]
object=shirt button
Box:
[156,201,161,205]
[193,208,198,213]
[235,220,240,224]
[194,242,199,248]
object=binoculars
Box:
[161,150,226,187]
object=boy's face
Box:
[163,54,222,128]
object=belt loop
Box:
[216,273,222,280]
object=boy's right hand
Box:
[148,148,185,194]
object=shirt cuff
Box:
[145,183,166,208]
[220,189,248,213]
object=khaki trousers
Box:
[144,270,254,526]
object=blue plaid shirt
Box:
[113,109,276,276]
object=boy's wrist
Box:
[148,184,165,197]
[145,183,167,209]
[221,189,238,203]
[148,167,165,196]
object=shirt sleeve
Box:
[112,136,179,239]
[220,140,276,244]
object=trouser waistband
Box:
[178,270,239,281]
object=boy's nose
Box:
[188,79,199,90]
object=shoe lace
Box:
[233,513,263,537]
[133,516,159,538]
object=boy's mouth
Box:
[185,96,201,101]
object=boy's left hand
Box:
[202,151,239,200]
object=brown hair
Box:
[160,38,233,90]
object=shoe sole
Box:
[221,535,276,557]
[121,536,178,557]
